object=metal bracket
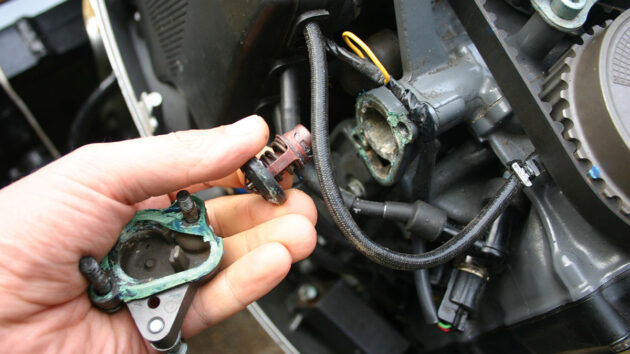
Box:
[127,284,195,352]
[82,192,223,353]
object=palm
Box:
[0,117,317,353]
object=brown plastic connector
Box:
[260,124,312,179]
[241,124,313,204]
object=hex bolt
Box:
[297,284,319,303]
[176,190,199,224]
[347,177,366,198]
[551,0,586,20]
[79,256,112,295]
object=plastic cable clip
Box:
[510,158,542,187]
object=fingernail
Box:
[225,116,260,136]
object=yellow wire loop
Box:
[341,31,391,84]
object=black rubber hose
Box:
[413,238,439,324]
[347,196,405,220]
[68,72,118,150]
[344,192,446,242]
[304,22,523,270]
[345,194,423,225]
[279,66,301,132]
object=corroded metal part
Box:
[88,194,222,304]
[81,192,223,352]
[79,256,113,296]
[176,190,199,224]
[352,0,511,187]
[352,87,417,186]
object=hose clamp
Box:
[510,157,543,187]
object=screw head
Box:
[144,258,156,270]
[347,177,366,198]
[297,284,318,302]
[551,0,586,19]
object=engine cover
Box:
[134,0,354,128]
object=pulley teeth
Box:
[539,20,630,217]
[603,188,616,199]
[483,1,629,217]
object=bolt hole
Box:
[147,296,160,309]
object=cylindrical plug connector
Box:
[241,124,313,204]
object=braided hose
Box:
[304,22,522,270]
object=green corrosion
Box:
[386,111,401,125]
[387,111,413,145]
[89,196,223,303]
[353,94,415,186]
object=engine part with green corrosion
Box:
[352,86,418,186]
[81,191,223,352]
[86,193,223,312]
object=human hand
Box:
[0,116,317,353]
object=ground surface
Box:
[187,309,284,354]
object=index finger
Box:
[49,116,269,205]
